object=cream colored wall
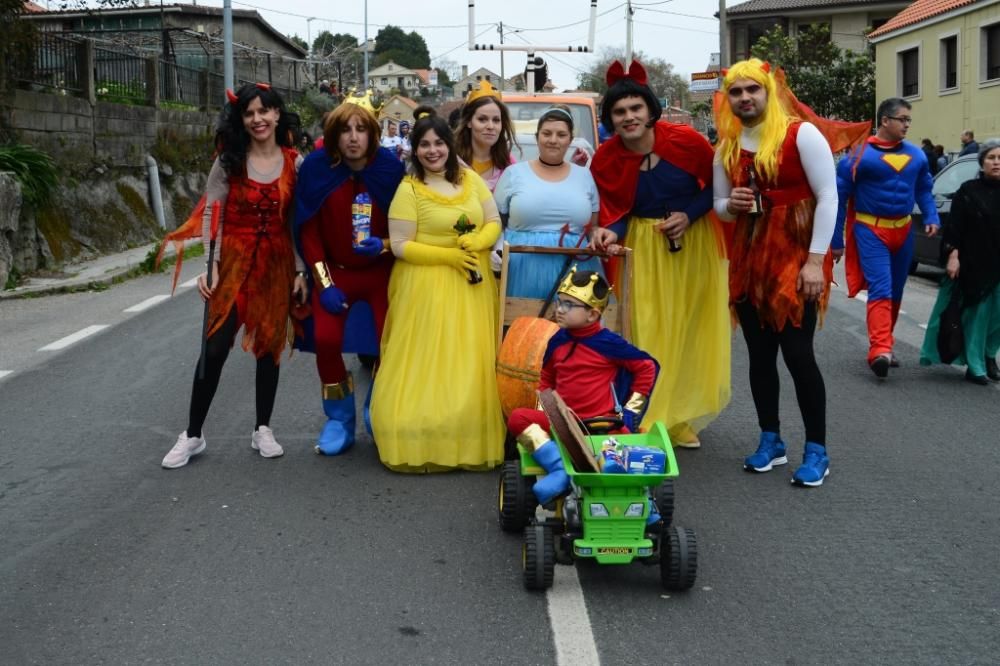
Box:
[875,4,1000,152]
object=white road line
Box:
[123,294,170,313]
[38,325,109,351]
[549,565,600,666]
[0,371,12,380]
[179,277,199,289]
[919,323,928,330]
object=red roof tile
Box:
[868,0,977,39]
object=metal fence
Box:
[12,31,84,94]
[160,60,204,108]
[94,46,147,103]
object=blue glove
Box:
[354,237,384,257]
[623,409,639,433]
[319,285,349,314]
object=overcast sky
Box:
[190,0,728,90]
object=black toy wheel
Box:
[522,524,555,590]
[653,480,675,528]
[498,461,537,533]
[660,525,698,591]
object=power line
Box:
[432,25,496,62]
[634,18,719,36]
[505,3,625,33]
[634,7,718,22]
[228,0,492,31]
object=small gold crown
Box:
[343,88,380,115]
[466,80,501,105]
[557,266,610,311]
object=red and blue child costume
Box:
[833,137,940,372]
[508,318,658,506]
[294,145,404,454]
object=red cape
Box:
[591,121,714,227]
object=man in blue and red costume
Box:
[833,97,940,378]
[507,269,658,508]
[294,96,405,455]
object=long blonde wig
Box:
[714,59,792,183]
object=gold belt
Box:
[856,212,911,228]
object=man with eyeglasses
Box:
[832,97,940,379]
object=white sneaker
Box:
[251,426,284,458]
[162,431,206,469]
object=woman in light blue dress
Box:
[494,106,601,299]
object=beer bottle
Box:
[747,165,764,217]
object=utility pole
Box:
[363,0,369,89]
[719,0,729,67]
[625,0,633,67]
[223,0,233,92]
[498,22,505,92]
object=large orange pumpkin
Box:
[496,316,560,420]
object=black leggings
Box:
[735,300,826,446]
[186,307,280,438]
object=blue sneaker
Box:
[743,431,787,472]
[792,442,830,487]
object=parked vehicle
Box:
[910,152,982,272]
[502,93,599,155]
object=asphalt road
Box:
[1,264,998,665]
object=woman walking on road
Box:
[158,83,306,468]
[920,140,1000,384]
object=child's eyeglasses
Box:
[555,298,591,313]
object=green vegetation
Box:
[4,265,22,290]
[289,88,337,134]
[0,143,58,208]
[96,81,145,106]
[151,126,214,174]
[751,23,874,123]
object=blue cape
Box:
[292,147,404,355]
[543,326,660,407]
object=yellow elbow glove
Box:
[402,241,478,272]
[458,222,501,252]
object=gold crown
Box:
[466,80,501,105]
[557,266,610,311]
[342,88,380,116]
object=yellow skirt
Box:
[624,216,731,441]
[370,257,505,472]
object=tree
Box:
[1,0,37,92]
[373,24,430,69]
[287,34,308,53]
[578,47,689,108]
[312,31,358,58]
[750,23,874,122]
[433,58,460,86]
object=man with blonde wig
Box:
[713,58,868,487]
[294,100,405,456]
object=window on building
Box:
[984,23,1000,82]
[940,35,958,90]
[898,47,920,97]
[476,75,482,81]
[381,77,388,85]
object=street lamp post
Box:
[363,0,369,90]
[306,17,316,56]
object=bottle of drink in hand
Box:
[747,165,764,218]
[352,192,372,247]
[453,214,483,284]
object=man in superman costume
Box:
[832,97,939,378]
[294,98,405,455]
[507,269,658,509]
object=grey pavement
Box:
[0,240,194,300]
[1,261,998,665]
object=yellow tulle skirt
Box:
[624,216,731,441]
[370,258,505,472]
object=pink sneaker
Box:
[162,431,206,469]
[251,426,284,458]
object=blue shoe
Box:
[317,393,356,456]
[743,431,787,472]
[531,441,570,505]
[792,442,830,487]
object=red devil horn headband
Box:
[226,88,238,104]
[606,59,648,87]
